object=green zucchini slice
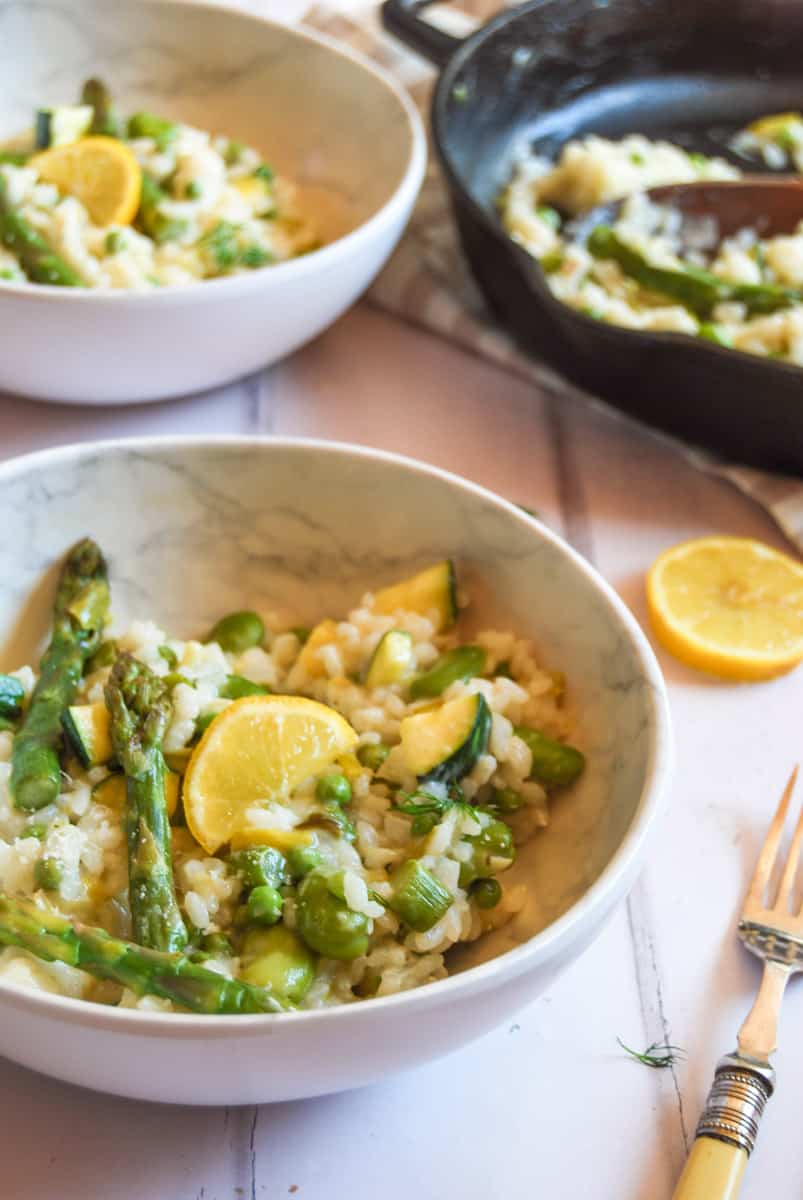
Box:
[400,692,491,784]
[61,702,113,767]
[0,674,24,719]
[372,560,457,632]
[365,630,414,688]
[35,105,93,149]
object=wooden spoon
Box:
[567,176,803,247]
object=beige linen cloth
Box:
[299,1,803,552]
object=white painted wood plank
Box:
[0,302,798,1198]
[565,394,803,1197]
[0,377,260,462]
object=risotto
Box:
[0,78,317,290]
[500,112,803,363]
[0,542,584,1014]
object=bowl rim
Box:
[0,0,427,306]
[0,434,673,1035]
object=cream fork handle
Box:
[672,1138,747,1200]
[671,1057,774,1200]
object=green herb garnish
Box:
[617,1038,685,1069]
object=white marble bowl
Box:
[0,0,425,405]
[0,438,672,1104]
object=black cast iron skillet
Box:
[381,0,803,474]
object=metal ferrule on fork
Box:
[695,1055,775,1156]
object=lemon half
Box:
[646,536,803,681]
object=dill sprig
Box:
[391,785,477,836]
[617,1037,685,1069]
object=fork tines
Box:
[744,766,802,919]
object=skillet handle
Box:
[380,0,465,66]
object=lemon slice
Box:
[183,695,358,854]
[229,827,314,852]
[32,136,142,226]
[646,537,803,681]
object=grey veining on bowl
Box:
[0,437,666,962]
[0,0,412,242]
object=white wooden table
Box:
[0,299,801,1199]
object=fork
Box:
[673,766,801,1199]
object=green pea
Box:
[514,725,585,788]
[290,626,311,644]
[34,857,62,892]
[104,230,125,255]
[286,844,323,879]
[536,204,561,230]
[127,111,178,151]
[200,931,233,956]
[471,878,502,909]
[247,884,283,925]
[459,817,516,888]
[315,773,351,807]
[356,743,389,771]
[475,817,514,858]
[411,812,438,837]
[220,674,270,700]
[296,872,370,960]
[540,251,564,275]
[240,926,315,1003]
[409,646,486,700]
[24,823,48,841]
[492,787,523,813]
[224,139,243,165]
[229,847,286,890]
[240,244,271,268]
[206,611,265,654]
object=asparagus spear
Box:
[80,77,123,138]
[136,175,187,244]
[105,654,188,952]
[587,225,803,318]
[0,894,289,1014]
[0,174,83,287]
[11,539,109,811]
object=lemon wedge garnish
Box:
[33,136,142,226]
[182,695,358,854]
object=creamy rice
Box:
[0,118,316,289]
[0,574,581,1012]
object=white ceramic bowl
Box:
[0,438,672,1104]
[0,0,425,405]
